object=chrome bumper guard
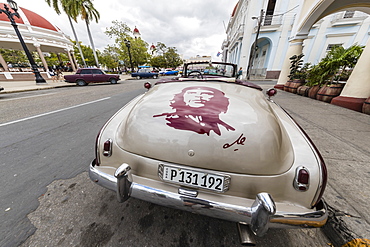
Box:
[89,160,328,236]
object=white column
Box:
[276,39,304,88]
[331,37,370,112]
[66,49,77,72]
[34,43,48,72]
[0,52,9,71]
[340,38,370,99]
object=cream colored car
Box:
[89,62,327,244]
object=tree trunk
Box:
[68,16,86,68]
[85,20,99,68]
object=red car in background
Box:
[64,68,120,86]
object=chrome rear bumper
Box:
[89,160,328,236]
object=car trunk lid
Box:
[116,81,293,175]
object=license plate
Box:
[158,164,230,192]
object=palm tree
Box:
[79,1,100,67]
[45,0,87,67]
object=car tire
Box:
[136,76,141,80]
[110,78,118,84]
[76,79,87,86]
[174,72,178,76]
[153,75,158,79]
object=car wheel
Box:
[136,76,141,80]
[153,75,158,79]
[110,78,117,84]
[174,72,178,76]
[76,79,87,86]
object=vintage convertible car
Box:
[89,61,328,244]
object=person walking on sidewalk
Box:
[48,69,57,82]
[56,69,63,82]
[236,67,243,79]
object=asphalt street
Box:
[0,82,146,246]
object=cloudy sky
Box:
[17,0,238,61]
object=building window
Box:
[264,0,276,26]
[343,11,355,19]
[327,44,342,51]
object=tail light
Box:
[144,82,151,90]
[103,139,113,157]
[266,88,277,100]
[280,107,327,207]
[293,166,309,191]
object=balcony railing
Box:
[263,14,283,26]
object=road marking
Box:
[1,92,58,101]
[0,97,111,127]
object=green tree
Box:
[105,21,150,70]
[149,42,183,69]
[164,47,183,69]
[38,52,68,67]
[72,41,97,67]
[0,49,27,65]
[150,55,167,68]
[79,0,100,67]
[306,45,363,86]
[99,45,120,70]
[46,0,99,68]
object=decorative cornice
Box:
[326,32,356,38]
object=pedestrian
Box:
[49,69,57,82]
[56,69,63,82]
[237,67,243,79]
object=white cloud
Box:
[17,0,238,60]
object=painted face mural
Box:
[153,86,235,136]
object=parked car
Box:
[64,68,120,86]
[159,69,179,76]
[131,69,158,79]
[89,61,328,245]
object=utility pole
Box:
[247,9,264,80]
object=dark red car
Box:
[64,68,120,86]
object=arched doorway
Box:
[249,37,272,79]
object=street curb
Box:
[322,205,370,247]
[0,76,132,94]
[0,84,76,94]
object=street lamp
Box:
[247,9,264,80]
[0,0,46,83]
[124,39,134,72]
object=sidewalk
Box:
[0,73,132,93]
[1,78,369,246]
[258,82,370,247]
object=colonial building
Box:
[0,3,75,81]
[222,0,370,112]
[223,0,370,80]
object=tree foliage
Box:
[42,52,69,66]
[45,0,99,22]
[306,45,363,86]
[0,49,27,65]
[99,45,120,70]
[45,0,101,67]
[72,41,98,67]
[149,42,183,69]
[105,21,149,70]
